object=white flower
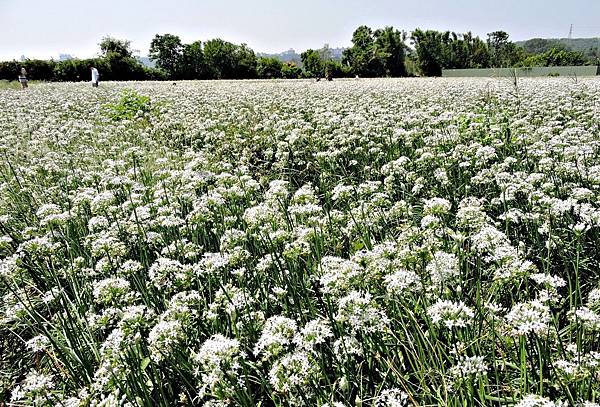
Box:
[471,225,509,253]
[88,216,110,232]
[88,231,127,259]
[474,145,497,163]
[333,335,363,359]
[254,316,297,359]
[118,305,154,335]
[269,351,317,393]
[505,300,552,336]
[148,320,184,363]
[515,394,565,407]
[420,214,441,229]
[427,299,474,329]
[587,288,600,309]
[319,256,364,295]
[570,307,600,331]
[384,268,422,295]
[423,197,451,215]
[456,197,488,229]
[331,184,355,202]
[195,334,242,371]
[335,291,389,333]
[426,251,459,287]
[265,179,290,201]
[90,191,116,214]
[148,257,193,291]
[448,355,488,379]
[92,277,134,305]
[293,319,333,350]
[530,273,566,289]
[11,371,55,402]
[376,388,409,406]
[0,255,20,280]
[26,335,51,353]
[207,284,255,320]
[117,259,143,276]
[194,334,243,398]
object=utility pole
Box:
[568,24,574,49]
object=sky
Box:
[1,0,599,60]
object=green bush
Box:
[1,57,153,82]
[53,58,105,82]
[143,67,168,80]
[103,89,153,121]
[0,59,54,81]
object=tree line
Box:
[0,38,164,83]
[1,27,598,82]
[410,29,595,76]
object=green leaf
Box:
[140,357,150,371]
[352,240,364,251]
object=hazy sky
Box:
[1,0,599,60]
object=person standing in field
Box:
[90,66,100,87]
[18,67,28,90]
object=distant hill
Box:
[258,49,302,64]
[326,47,346,61]
[516,37,600,58]
[258,47,347,66]
[137,56,156,68]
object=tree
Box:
[181,41,205,79]
[301,49,324,77]
[445,32,490,69]
[411,29,492,75]
[520,47,587,67]
[99,37,133,59]
[374,26,407,76]
[257,57,283,79]
[203,39,235,79]
[343,26,382,77]
[342,25,409,77]
[234,44,258,79]
[149,34,184,79]
[98,36,146,80]
[281,62,302,79]
[487,31,522,67]
[324,60,351,78]
[466,33,491,68]
[411,29,447,76]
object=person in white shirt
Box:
[90,66,100,87]
[18,67,28,89]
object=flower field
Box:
[1,77,600,406]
